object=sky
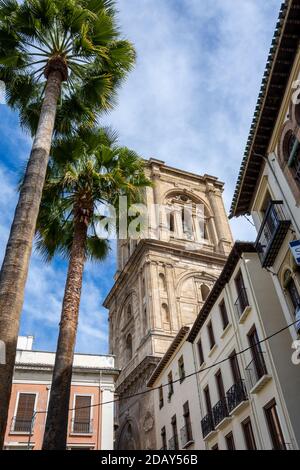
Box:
[0,0,282,354]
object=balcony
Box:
[180,423,194,448]
[201,412,216,440]
[245,352,271,394]
[227,380,248,414]
[168,434,179,450]
[212,398,231,429]
[71,419,93,434]
[11,417,33,434]
[234,287,251,324]
[255,201,291,268]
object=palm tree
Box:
[0,0,135,446]
[34,127,151,449]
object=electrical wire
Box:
[34,318,299,415]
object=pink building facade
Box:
[4,337,118,450]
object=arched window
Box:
[162,303,170,325]
[283,270,300,312]
[159,273,167,293]
[201,284,210,302]
[126,334,133,362]
[282,131,300,186]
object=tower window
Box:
[162,303,170,325]
[201,284,210,302]
[159,273,167,293]
[126,334,133,362]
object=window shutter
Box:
[74,396,91,423]
[16,393,35,421]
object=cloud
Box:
[0,0,283,354]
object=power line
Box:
[34,318,299,415]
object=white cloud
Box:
[0,0,283,354]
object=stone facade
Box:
[104,159,233,449]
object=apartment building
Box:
[230,0,300,341]
[229,0,300,444]
[148,243,300,450]
[4,336,118,450]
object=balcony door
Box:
[215,370,225,401]
[248,327,266,380]
[204,385,212,415]
[229,351,241,384]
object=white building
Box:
[148,242,300,450]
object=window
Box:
[201,284,210,302]
[13,393,36,433]
[247,326,267,380]
[126,333,133,362]
[215,369,226,401]
[159,273,167,293]
[168,371,174,398]
[143,306,147,333]
[161,426,167,450]
[219,300,229,330]
[159,385,164,409]
[234,270,249,315]
[242,417,257,450]
[183,401,193,442]
[73,395,92,434]
[197,339,205,366]
[204,385,212,414]
[162,303,170,325]
[211,443,219,450]
[283,130,300,185]
[168,211,175,233]
[127,304,132,319]
[207,320,215,350]
[229,351,242,384]
[225,431,236,450]
[178,356,185,382]
[171,415,179,450]
[264,399,286,450]
[284,270,300,313]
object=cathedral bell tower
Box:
[103,158,233,449]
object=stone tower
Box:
[103,159,233,449]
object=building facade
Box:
[230,0,300,444]
[148,243,300,450]
[4,336,118,450]
[104,159,233,449]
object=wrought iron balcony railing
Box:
[180,422,194,447]
[234,287,250,319]
[168,434,179,450]
[212,398,229,427]
[71,419,93,434]
[226,380,248,413]
[11,417,33,433]
[255,201,291,268]
[245,352,268,390]
[201,412,215,438]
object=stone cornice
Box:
[116,356,160,396]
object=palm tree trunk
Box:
[0,70,62,448]
[42,218,88,450]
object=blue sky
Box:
[0,0,282,354]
